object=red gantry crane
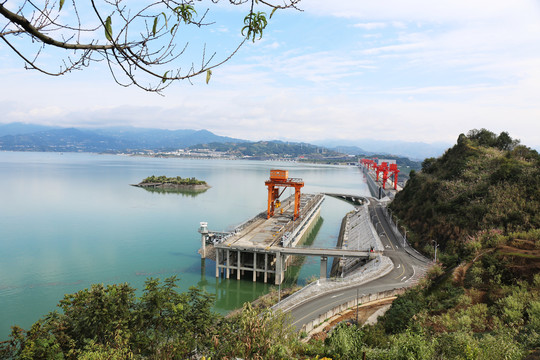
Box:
[361,158,377,171]
[362,158,400,190]
[376,161,388,183]
[389,163,400,190]
[265,170,304,220]
[377,162,400,190]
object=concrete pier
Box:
[200,193,321,284]
[200,192,376,285]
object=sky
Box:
[1,0,540,148]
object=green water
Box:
[0,152,369,340]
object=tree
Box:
[0,277,306,359]
[0,277,221,359]
[0,0,300,93]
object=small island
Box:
[132,175,210,191]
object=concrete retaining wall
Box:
[274,254,394,313]
[301,288,406,333]
[361,165,387,199]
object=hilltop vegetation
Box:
[391,129,540,260]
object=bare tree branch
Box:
[0,0,301,93]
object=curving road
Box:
[288,199,431,330]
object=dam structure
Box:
[198,170,375,285]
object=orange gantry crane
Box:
[265,170,304,220]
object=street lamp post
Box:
[432,240,439,262]
[403,228,408,246]
[278,279,281,303]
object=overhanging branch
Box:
[0,3,121,50]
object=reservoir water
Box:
[0,152,369,340]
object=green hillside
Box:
[391,129,540,260]
[319,129,540,359]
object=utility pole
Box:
[278,280,281,303]
[432,240,439,262]
[356,288,359,325]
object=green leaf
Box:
[206,69,212,84]
[59,0,65,11]
[161,12,168,28]
[152,17,158,36]
[104,16,113,41]
[270,8,277,19]
[162,71,169,83]
[242,12,267,42]
[170,24,178,35]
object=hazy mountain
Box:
[0,128,128,152]
[0,124,245,152]
[328,145,376,156]
[315,139,451,160]
[0,122,59,137]
[92,127,244,149]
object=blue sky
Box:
[1,0,540,148]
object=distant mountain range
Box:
[0,123,243,153]
[0,122,447,159]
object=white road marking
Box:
[331,293,345,298]
[397,264,401,269]
[401,276,407,281]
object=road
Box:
[289,199,431,330]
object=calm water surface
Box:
[0,152,369,339]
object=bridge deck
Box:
[279,247,377,258]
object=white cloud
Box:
[263,41,281,50]
[304,0,540,24]
[353,22,386,30]
[361,42,425,55]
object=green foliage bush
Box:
[324,323,365,360]
[142,175,206,185]
[0,277,301,360]
[380,288,425,334]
